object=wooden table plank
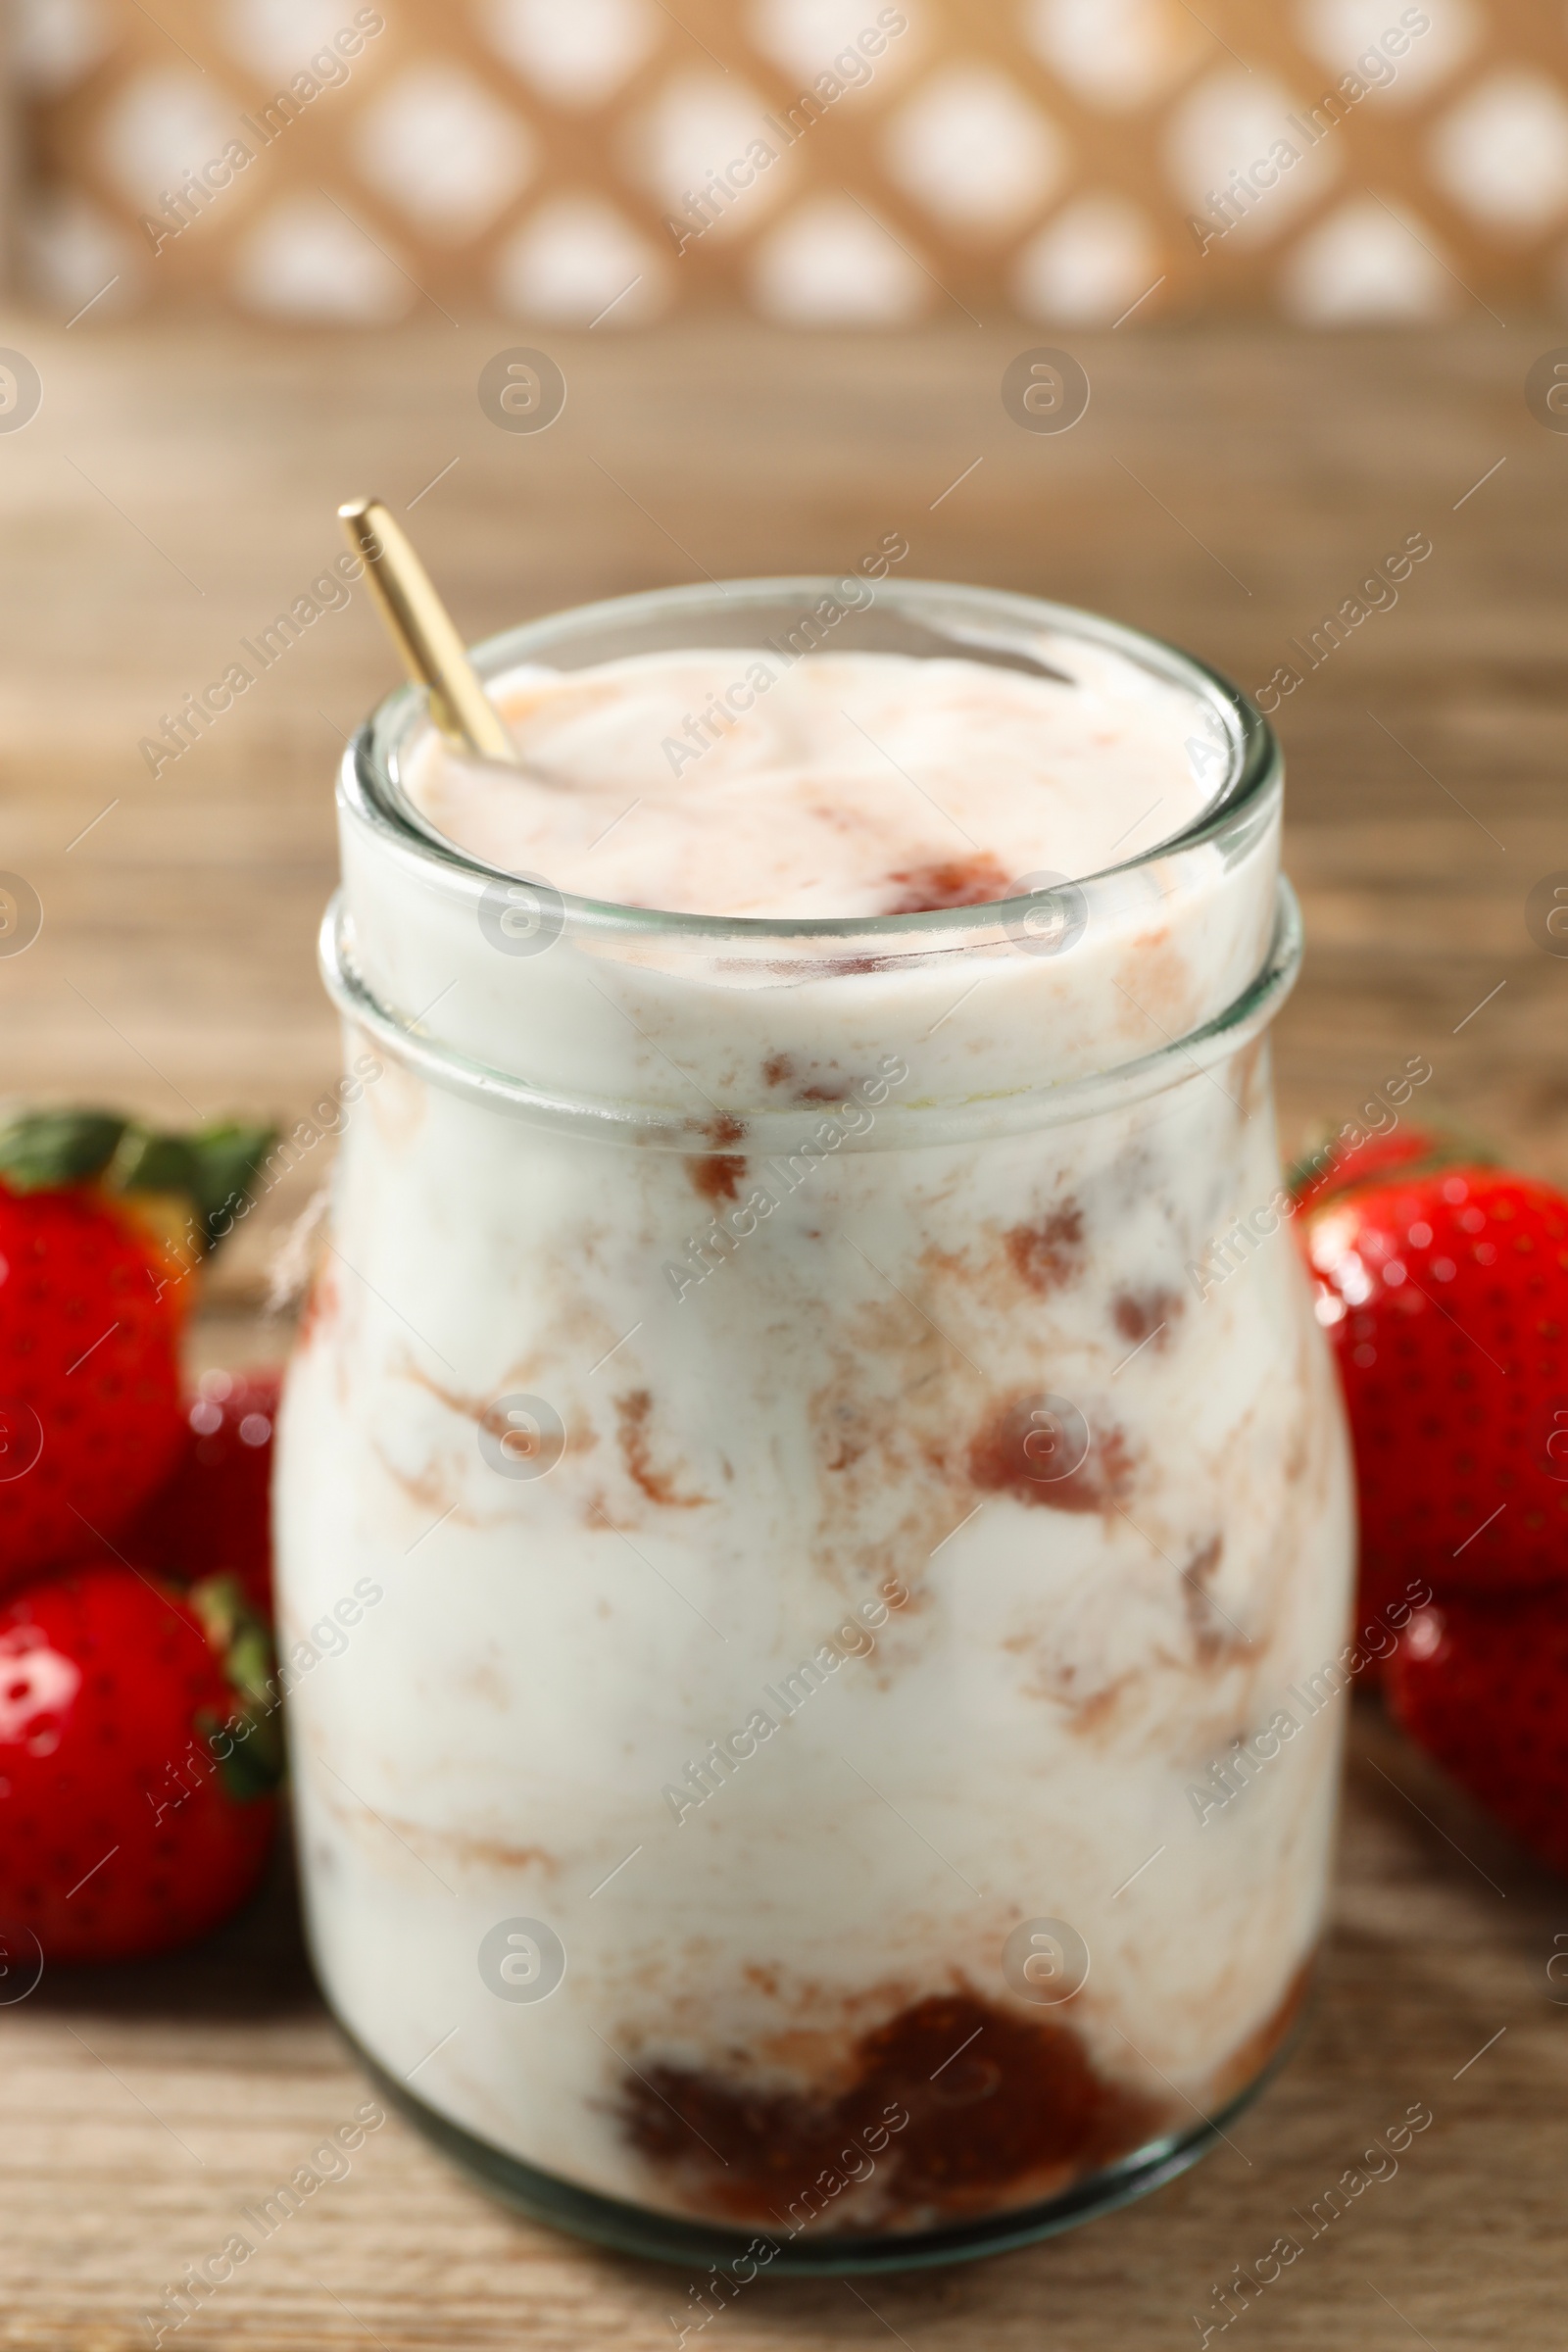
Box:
[1,316,1565,2349]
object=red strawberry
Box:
[1303,1166,1568,1599]
[0,1111,274,1593]
[1288,1119,1493,1219]
[1387,1596,1568,1878]
[0,1185,185,1590]
[0,1559,280,1962]
[122,1370,280,1615]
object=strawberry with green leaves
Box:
[0,1111,271,1592]
[0,1557,280,1961]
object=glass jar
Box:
[275,578,1353,2276]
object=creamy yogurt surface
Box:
[404,643,1219,919]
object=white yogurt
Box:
[405,642,1217,918]
[277,598,1353,2245]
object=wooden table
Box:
[2,317,1564,2349]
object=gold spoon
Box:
[338,496,520,765]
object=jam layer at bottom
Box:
[341,1978,1309,2277]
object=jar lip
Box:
[344,575,1281,943]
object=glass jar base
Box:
[342,2023,1289,2276]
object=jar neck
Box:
[319,875,1300,1152]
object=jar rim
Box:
[344,575,1281,945]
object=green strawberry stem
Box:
[0,1109,275,1251]
[189,1573,285,1803]
[1286,1122,1498,1206]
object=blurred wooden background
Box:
[0,316,1560,1169]
[1,313,1567,2346]
[16,0,1568,325]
